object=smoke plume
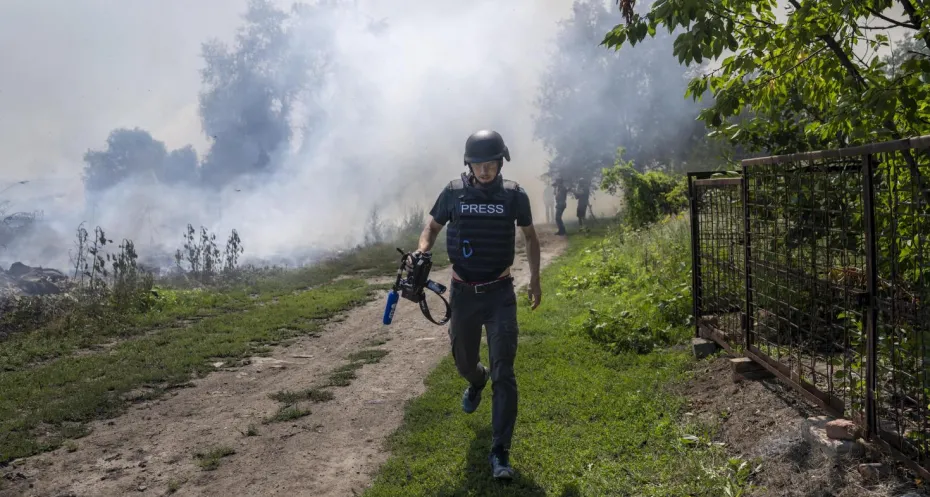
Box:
[0,0,702,272]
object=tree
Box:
[197,0,312,187]
[161,145,200,185]
[602,0,930,154]
[885,32,930,77]
[534,0,718,197]
[83,128,167,193]
[599,148,688,228]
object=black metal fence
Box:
[688,135,930,478]
[689,174,745,353]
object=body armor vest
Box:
[445,174,520,282]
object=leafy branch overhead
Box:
[603,0,930,155]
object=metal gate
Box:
[688,135,930,478]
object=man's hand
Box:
[520,224,542,310]
[407,249,431,266]
[527,277,541,310]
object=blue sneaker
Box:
[489,449,514,480]
[461,367,489,414]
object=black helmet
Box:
[463,130,511,166]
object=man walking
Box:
[543,181,554,224]
[553,177,568,236]
[415,129,542,480]
[575,179,590,229]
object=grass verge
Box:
[0,234,442,373]
[0,278,374,465]
[363,215,756,496]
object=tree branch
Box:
[750,44,830,90]
[857,23,909,30]
[864,7,918,29]
[788,0,866,89]
[785,0,930,206]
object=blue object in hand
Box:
[383,290,399,325]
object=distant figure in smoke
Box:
[553,177,567,236]
[543,181,554,223]
[575,180,590,229]
[414,129,542,480]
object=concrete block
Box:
[803,416,864,460]
[699,315,720,328]
[730,357,774,382]
[691,337,719,359]
[730,357,765,373]
[731,369,775,383]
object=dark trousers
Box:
[577,201,588,227]
[448,278,519,451]
[555,203,566,234]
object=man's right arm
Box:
[417,218,444,253]
[418,188,450,253]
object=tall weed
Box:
[563,214,693,354]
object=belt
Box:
[452,276,514,294]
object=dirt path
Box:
[1,231,567,497]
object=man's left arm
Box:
[521,225,541,279]
[516,188,542,309]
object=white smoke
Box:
[0,0,640,271]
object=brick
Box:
[691,337,719,359]
[826,419,861,441]
[802,416,864,460]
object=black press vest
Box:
[445,175,520,282]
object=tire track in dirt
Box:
[1,231,567,497]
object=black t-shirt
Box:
[554,184,568,205]
[429,180,533,228]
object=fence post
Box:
[861,153,879,438]
[740,167,753,350]
[688,173,702,339]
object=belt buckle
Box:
[473,281,493,294]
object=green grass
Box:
[264,405,312,424]
[269,388,336,404]
[363,215,753,496]
[0,288,245,371]
[0,234,443,373]
[323,349,392,387]
[327,367,359,387]
[194,446,236,471]
[0,233,436,464]
[348,349,391,364]
[0,277,375,464]
[560,215,694,355]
